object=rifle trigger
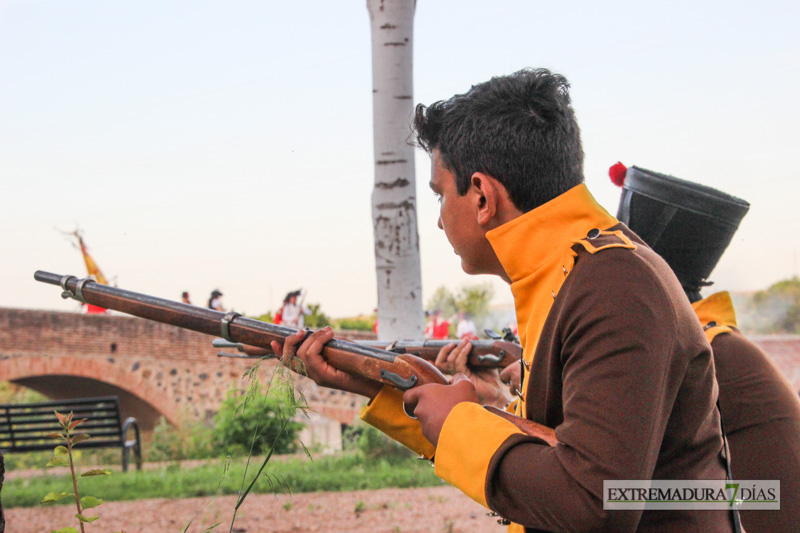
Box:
[220,311,242,342]
[380,369,418,390]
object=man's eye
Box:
[434,192,442,203]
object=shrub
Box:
[333,316,375,331]
[148,416,216,462]
[343,423,413,462]
[213,387,304,457]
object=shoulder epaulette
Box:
[572,229,637,255]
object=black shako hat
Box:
[614,165,750,303]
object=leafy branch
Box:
[40,410,119,533]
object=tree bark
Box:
[367,0,424,340]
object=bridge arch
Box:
[3,356,177,433]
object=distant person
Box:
[281,289,310,329]
[181,291,192,305]
[208,289,224,311]
[423,310,434,339]
[455,311,478,340]
[429,309,450,340]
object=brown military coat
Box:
[695,293,800,533]
[363,185,735,532]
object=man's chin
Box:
[460,259,481,276]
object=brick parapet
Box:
[0,308,373,428]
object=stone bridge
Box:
[3,308,800,441]
[0,308,376,439]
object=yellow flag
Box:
[74,232,108,285]
[71,231,109,314]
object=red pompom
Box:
[609,162,627,187]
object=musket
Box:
[212,338,521,368]
[34,271,557,447]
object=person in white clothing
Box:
[281,290,310,329]
[456,311,478,340]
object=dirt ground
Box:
[4,485,504,533]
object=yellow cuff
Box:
[359,385,436,458]
[434,402,524,507]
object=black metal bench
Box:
[0,396,142,472]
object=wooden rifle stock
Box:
[35,271,556,446]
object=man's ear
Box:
[471,172,499,226]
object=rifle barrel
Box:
[35,271,555,445]
[34,271,401,365]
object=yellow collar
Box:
[692,291,738,328]
[485,184,618,414]
[486,184,618,283]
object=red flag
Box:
[72,231,109,314]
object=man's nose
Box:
[437,215,443,230]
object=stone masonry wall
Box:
[0,308,376,433]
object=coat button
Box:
[587,228,600,239]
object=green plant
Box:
[282,501,292,511]
[39,410,116,533]
[0,382,48,403]
[148,416,216,462]
[224,357,311,533]
[354,500,366,514]
[332,316,375,331]
[213,387,304,457]
[426,282,495,329]
[343,423,413,462]
[304,303,331,328]
[4,452,442,508]
[736,276,800,334]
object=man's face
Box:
[429,150,494,275]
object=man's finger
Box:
[300,327,335,362]
[434,343,457,368]
[402,387,421,418]
[452,340,472,373]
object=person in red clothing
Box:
[431,309,450,340]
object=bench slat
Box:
[1,396,130,453]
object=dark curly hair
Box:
[413,68,584,213]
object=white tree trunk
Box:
[367,0,424,340]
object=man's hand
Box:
[271,327,381,399]
[402,374,479,447]
[499,361,522,396]
[434,340,511,408]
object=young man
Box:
[615,164,800,533]
[274,69,734,532]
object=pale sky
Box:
[2,0,798,318]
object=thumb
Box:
[402,388,420,419]
[451,373,470,385]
